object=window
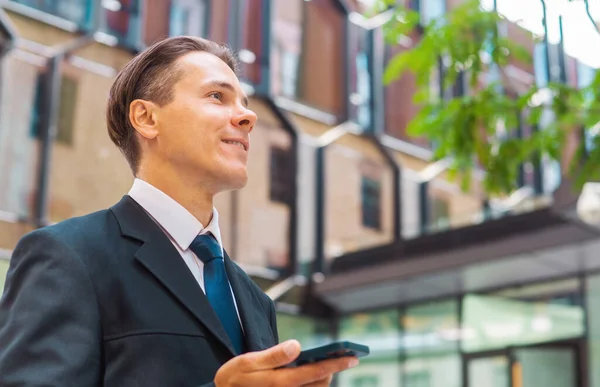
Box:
[429,196,449,232]
[31,73,78,146]
[297,0,346,117]
[351,375,379,387]
[11,0,91,28]
[269,146,293,204]
[169,0,207,37]
[413,0,446,26]
[405,371,431,387]
[349,25,373,129]
[361,176,381,230]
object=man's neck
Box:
[136,172,214,227]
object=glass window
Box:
[100,0,143,48]
[349,25,373,129]
[361,176,382,230]
[401,299,459,358]
[10,0,92,28]
[401,300,461,387]
[235,0,266,86]
[271,0,303,98]
[31,73,79,147]
[462,278,585,353]
[269,146,294,205]
[169,0,208,37]
[276,313,332,349]
[338,310,402,387]
[272,0,346,118]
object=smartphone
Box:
[285,341,369,368]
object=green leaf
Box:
[383,53,410,85]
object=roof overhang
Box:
[316,201,600,313]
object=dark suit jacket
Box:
[0,196,279,386]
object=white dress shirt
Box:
[128,178,242,326]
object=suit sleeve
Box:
[0,230,102,387]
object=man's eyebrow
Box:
[204,80,249,107]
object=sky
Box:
[481,0,600,68]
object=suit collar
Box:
[111,195,237,356]
[127,178,224,252]
[110,195,270,354]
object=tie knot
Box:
[190,234,222,264]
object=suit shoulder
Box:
[19,209,116,252]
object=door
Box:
[466,344,578,387]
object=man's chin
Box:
[217,169,248,192]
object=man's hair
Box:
[106,36,238,174]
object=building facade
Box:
[0,0,598,386]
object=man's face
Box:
[151,51,257,193]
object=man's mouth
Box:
[222,139,248,151]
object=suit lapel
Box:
[224,252,269,352]
[111,196,236,356]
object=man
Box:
[0,36,358,386]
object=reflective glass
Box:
[338,310,402,387]
[10,0,92,28]
[462,279,584,353]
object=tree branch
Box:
[584,0,600,35]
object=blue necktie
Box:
[189,234,244,354]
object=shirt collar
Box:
[127,178,223,251]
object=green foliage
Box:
[377,0,600,195]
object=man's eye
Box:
[209,92,223,100]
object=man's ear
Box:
[129,99,159,139]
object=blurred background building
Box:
[0,0,599,386]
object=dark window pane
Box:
[270,146,293,204]
[31,72,78,147]
[361,176,381,230]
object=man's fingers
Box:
[239,340,301,371]
[276,356,359,386]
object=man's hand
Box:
[214,340,358,387]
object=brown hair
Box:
[106,36,238,174]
